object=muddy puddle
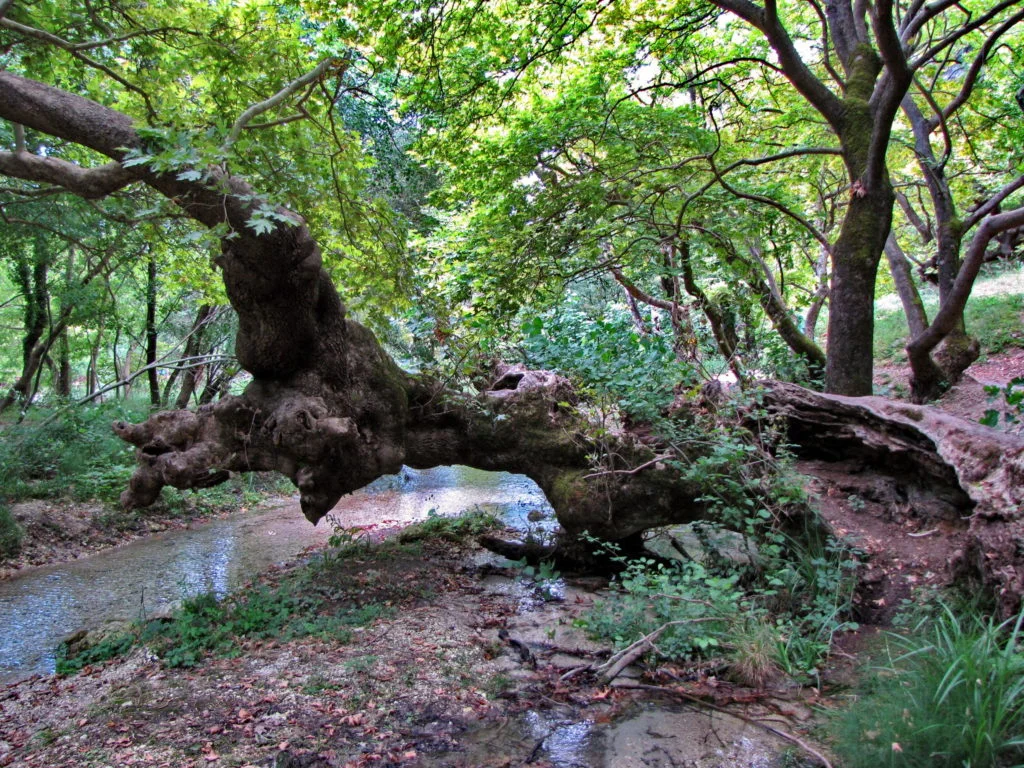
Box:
[0,466,553,683]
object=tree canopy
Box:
[0,0,1022,518]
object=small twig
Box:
[648,594,718,609]
[617,682,834,768]
[559,665,591,682]
[583,454,673,480]
[907,528,938,538]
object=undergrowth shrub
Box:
[578,393,860,685]
[0,401,144,503]
[57,568,393,673]
[0,504,23,558]
[0,399,293,514]
[579,526,859,685]
[521,305,696,422]
[397,507,503,543]
[834,604,1024,767]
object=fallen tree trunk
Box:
[759,381,1024,616]
[113,363,715,548]
[1,72,730,556]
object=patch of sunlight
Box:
[876,263,1024,312]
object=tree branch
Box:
[709,0,844,127]
[77,354,235,406]
[900,0,964,43]
[963,173,1024,231]
[908,204,1024,357]
[707,155,832,251]
[872,0,912,91]
[895,189,933,242]
[611,267,676,311]
[225,58,345,148]
[938,7,1024,122]
[0,151,138,198]
[909,0,1024,70]
[0,17,157,116]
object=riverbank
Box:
[0,530,825,768]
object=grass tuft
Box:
[0,503,23,558]
[875,280,1023,365]
[833,603,1024,767]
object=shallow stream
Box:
[0,466,551,683]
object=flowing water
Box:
[0,466,552,684]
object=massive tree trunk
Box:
[824,187,893,395]
[0,73,724,543]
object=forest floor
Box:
[0,534,824,768]
[1,350,1023,768]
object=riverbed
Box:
[0,466,552,682]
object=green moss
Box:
[547,470,588,508]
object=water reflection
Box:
[523,711,596,768]
[0,466,552,683]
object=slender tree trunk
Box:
[675,242,744,380]
[661,246,698,362]
[744,244,825,378]
[803,249,829,343]
[622,289,650,335]
[87,330,101,398]
[165,304,215,408]
[0,235,51,412]
[884,233,929,339]
[907,205,1024,401]
[198,362,238,405]
[145,251,160,408]
[55,245,76,398]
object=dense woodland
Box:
[2,0,1024,764]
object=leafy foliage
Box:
[521,294,698,421]
[0,402,143,503]
[981,376,1024,433]
[579,523,859,684]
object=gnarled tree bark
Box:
[6,72,1024,615]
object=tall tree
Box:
[378,0,1023,395]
